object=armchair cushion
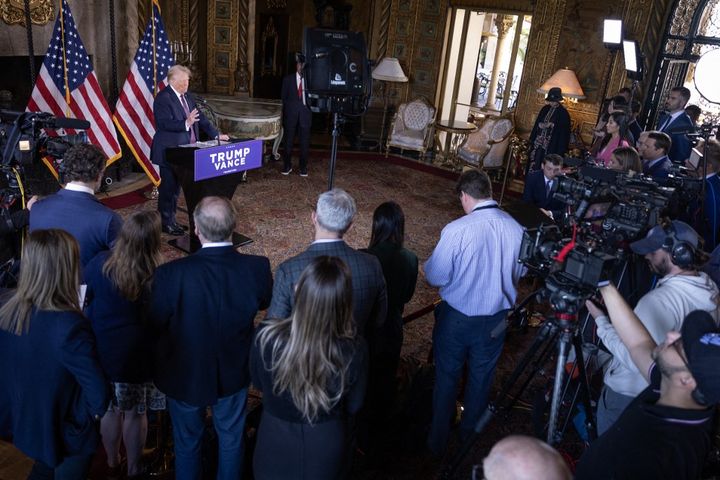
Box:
[458,114,514,168]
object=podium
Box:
[165,140,259,253]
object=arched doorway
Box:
[644,0,720,128]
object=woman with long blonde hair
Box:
[251,256,367,479]
[84,210,164,479]
[0,229,107,479]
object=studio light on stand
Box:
[537,68,586,102]
[622,39,644,104]
[602,19,623,47]
[690,48,720,230]
[694,49,720,105]
[372,57,408,151]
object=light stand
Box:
[597,19,623,126]
[371,57,408,151]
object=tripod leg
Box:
[547,330,571,445]
[572,334,598,441]
[439,320,557,480]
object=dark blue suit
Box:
[29,189,122,269]
[642,155,672,179]
[151,86,218,226]
[657,112,694,163]
[281,72,312,173]
[690,174,720,252]
[0,310,108,468]
[522,170,564,216]
[84,251,151,383]
[150,245,272,478]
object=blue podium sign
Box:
[193,139,263,181]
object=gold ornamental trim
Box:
[0,0,54,26]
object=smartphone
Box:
[688,148,703,170]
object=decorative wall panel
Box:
[207,0,238,94]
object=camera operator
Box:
[584,220,719,434]
[639,131,672,178]
[576,287,720,480]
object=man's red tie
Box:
[297,81,303,101]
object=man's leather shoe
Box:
[176,223,189,231]
[162,223,184,236]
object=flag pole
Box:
[59,0,71,110]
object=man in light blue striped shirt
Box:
[425,169,526,456]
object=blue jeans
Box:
[168,389,248,480]
[427,302,507,455]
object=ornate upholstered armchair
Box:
[385,96,436,161]
[457,112,515,170]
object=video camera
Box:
[519,165,679,310]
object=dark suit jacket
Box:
[643,155,672,179]
[150,86,219,167]
[522,170,564,212]
[84,251,152,384]
[0,310,108,466]
[281,73,312,128]
[29,189,122,269]
[150,246,272,406]
[266,240,388,337]
[657,112,694,163]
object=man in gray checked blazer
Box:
[266,188,387,338]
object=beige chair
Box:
[458,112,515,170]
[385,96,436,161]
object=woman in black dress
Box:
[251,256,367,479]
[365,201,418,436]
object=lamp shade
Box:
[537,68,586,100]
[372,57,408,82]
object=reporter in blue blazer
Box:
[0,229,108,480]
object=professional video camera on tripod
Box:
[0,110,89,283]
[441,165,682,479]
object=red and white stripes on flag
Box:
[113,0,174,186]
[27,0,121,177]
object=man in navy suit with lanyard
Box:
[656,86,695,163]
[280,54,312,177]
[151,65,229,236]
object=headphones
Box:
[660,223,695,268]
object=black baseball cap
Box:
[681,310,720,405]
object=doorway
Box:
[438,9,532,123]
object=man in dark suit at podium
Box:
[280,54,312,177]
[151,65,229,236]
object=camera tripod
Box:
[439,285,598,479]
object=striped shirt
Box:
[424,200,526,316]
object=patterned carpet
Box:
[122,151,464,363]
[0,152,570,479]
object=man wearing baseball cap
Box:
[577,287,720,480]
[585,220,719,434]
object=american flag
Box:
[27,0,121,175]
[113,0,173,186]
